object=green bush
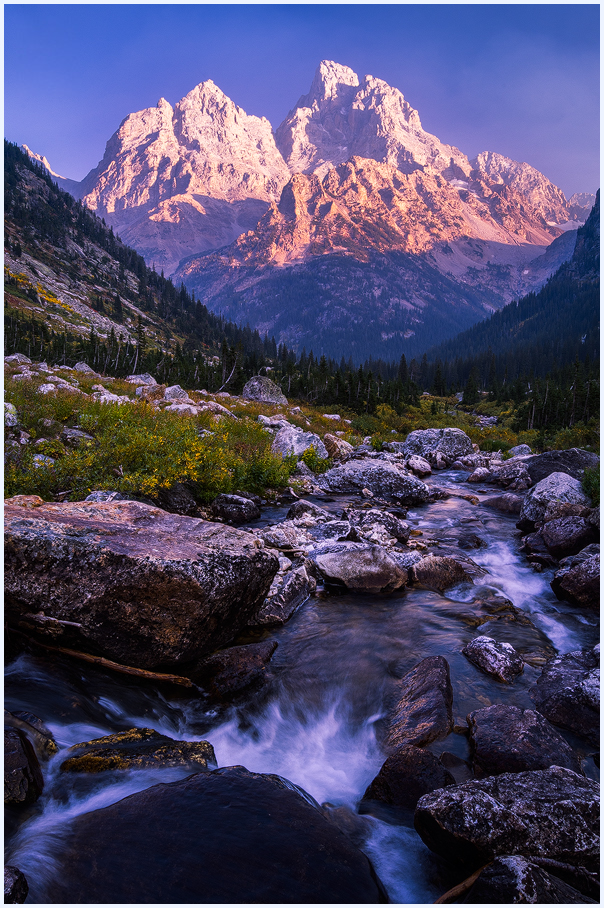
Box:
[300,445,331,474]
[582,467,600,506]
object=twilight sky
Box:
[4,4,600,197]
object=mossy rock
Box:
[60,727,216,773]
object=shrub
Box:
[582,467,600,506]
[300,445,330,474]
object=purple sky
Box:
[4,4,600,197]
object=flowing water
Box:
[5,471,599,903]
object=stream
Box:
[5,470,600,903]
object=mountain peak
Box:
[308,60,359,102]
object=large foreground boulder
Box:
[530,645,599,746]
[467,705,583,777]
[415,766,599,872]
[42,767,387,904]
[385,656,453,749]
[319,460,430,505]
[4,499,279,670]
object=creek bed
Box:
[4,471,599,903]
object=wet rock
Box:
[210,493,261,524]
[257,521,309,551]
[399,428,474,464]
[522,449,600,484]
[4,728,44,806]
[587,506,599,531]
[385,656,453,749]
[344,507,411,544]
[521,530,559,568]
[389,549,424,570]
[363,745,455,809]
[551,546,600,607]
[60,727,216,773]
[309,542,408,593]
[319,460,430,505]
[518,473,591,531]
[4,499,279,670]
[462,855,597,903]
[467,467,494,483]
[307,520,354,543]
[541,517,597,559]
[4,866,29,904]
[414,766,599,872]
[323,433,354,460]
[271,424,328,460]
[467,705,583,777]
[406,454,432,477]
[5,710,58,759]
[191,641,278,698]
[530,645,599,747]
[286,499,333,521]
[242,375,288,405]
[482,492,524,514]
[493,459,533,490]
[250,565,312,627]
[462,635,524,683]
[411,555,473,592]
[43,767,386,904]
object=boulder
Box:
[4,499,278,670]
[518,473,591,530]
[508,444,532,456]
[74,361,96,373]
[164,384,194,403]
[344,507,410,544]
[400,428,474,464]
[541,517,597,559]
[249,565,312,627]
[84,490,126,503]
[4,867,29,904]
[210,493,261,524]
[271,424,328,460]
[286,499,333,522]
[152,482,199,516]
[482,493,524,514]
[462,855,597,903]
[462,635,524,683]
[307,520,354,543]
[543,500,591,523]
[493,460,532,490]
[61,427,94,447]
[551,546,600,607]
[4,728,44,806]
[385,656,453,749]
[319,460,430,505]
[323,433,354,460]
[406,454,432,477]
[522,449,599,484]
[192,641,278,699]
[521,530,559,568]
[242,375,288,405]
[124,373,157,386]
[414,766,599,872]
[309,542,408,593]
[60,728,216,773]
[43,767,386,904]
[467,705,583,777]
[4,710,58,760]
[363,745,455,809]
[5,402,18,428]
[530,645,599,747]
[5,353,32,364]
[257,522,309,551]
[411,555,473,592]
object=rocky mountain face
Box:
[26,61,595,359]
